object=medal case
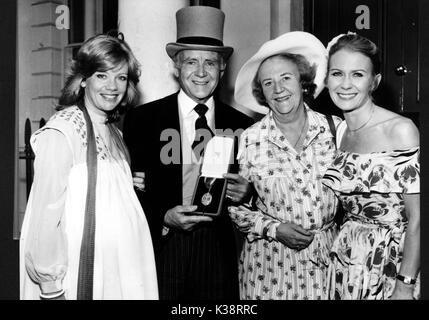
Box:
[191,136,234,216]
[192,176,228,216]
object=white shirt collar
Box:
[178,89,214,118]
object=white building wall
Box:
[118,0,189,104]
[219,0,271,117]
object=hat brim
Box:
[234,31,328,114]
[166,42,234,60]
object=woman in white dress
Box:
[20,33,158,300]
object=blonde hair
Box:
[58,33,141,122]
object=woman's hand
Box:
[390,281,415,300]
[132,171,145,191]
[276,222,314,250]
[223,173,253,204]
[41,294,66,300]
[40,290,66,300]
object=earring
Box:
[81,82,86,88]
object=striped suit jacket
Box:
[123,92,253,300]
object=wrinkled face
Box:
[175,50,224,104]
[327,49,380,112]
[258,55,304,117]
[83,63,128,116]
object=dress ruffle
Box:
[322,145,420,299]
[323,147,420,194]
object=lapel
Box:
[159,92,181,149]
[214,99,228,130]
[158,92,183,202]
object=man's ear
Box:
[173,66,180,79]
[219,69,225,79]
[219,61,227,79]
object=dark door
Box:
[304,0,425,126]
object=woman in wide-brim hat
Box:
[229,31,341,300]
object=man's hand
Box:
[276,222,314,250]
[164,205,213,232]
[132,171,145,191]
[223,173,253,204]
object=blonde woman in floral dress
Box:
[323,33,420,300]
[230,32,341,300]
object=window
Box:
[64,0,118,65]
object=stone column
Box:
[84,0,97,39]
[118,0,189,104]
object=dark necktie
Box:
[192,104,214,159]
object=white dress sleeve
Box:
[24,129,72,294]
[229,129,281,241]
[336,120,347,149]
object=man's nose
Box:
[195,63,207,77]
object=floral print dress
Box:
[229,107,341,300]
[322,122,420,300]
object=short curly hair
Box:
[58,33,141,122]
[252,53,317,108]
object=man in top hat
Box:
[123,6,254,300]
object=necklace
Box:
[201,177,216,206]
[293,111,308,149]
[349,104,375,132]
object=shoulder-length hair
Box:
[58,33,141,122]
[252,53,317,108]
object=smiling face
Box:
[326,49,381,112]
[83,62,128,116]
[258,55,304,118]
[175,50,224,104]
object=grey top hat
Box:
[166,6,233,60]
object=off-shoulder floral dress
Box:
[322,121,420,300]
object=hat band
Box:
[177,36,224,47]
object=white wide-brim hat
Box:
[234,31,327,114]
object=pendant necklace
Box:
[201,177,216,206]
[293,111,308,149]
[349,104,375,132]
